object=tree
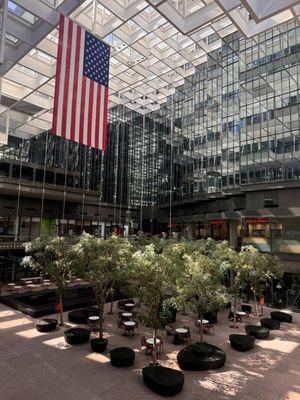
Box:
[239,246,283,315]
[22,236,74,326]
[71,234,132,341]
[130,244,178,365]
[179,251,227,342]
[213,241,244,328]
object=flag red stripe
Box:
[95,84,101,150]
[79,76,87,145]
[61,19,73,139]
[70,25,81,142]
[52,14,65,135]
[102,86,109,151]
[87,80,94,147]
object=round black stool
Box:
[270,311,292,323]
[110,347,135,367]
[64,328,90,345]
[229,334,255,352]
[245,325,269,339]
[36,318,58,332]
[261,318,280,330]
[143,366,184,396]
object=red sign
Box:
[245,218,269,224]
[209,219,228,226]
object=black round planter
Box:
[90,338,108,353]
[36,318,58,332]
[177,342,226,371]
[143,365,184,397]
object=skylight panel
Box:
[8,1,38,25]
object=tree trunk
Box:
[99,302,104,339]
[233,296,237,328]
[108,288,114,314]
[152,328,158,366]
[59,290,64,327]
[253,287,259,316]
[199,312,204,343]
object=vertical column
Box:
[229,219,238,249]
[0,0,8,65]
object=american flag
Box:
[52,14,110,151]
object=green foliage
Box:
[22,236,74,289]
[130,244,178,330]
[71,234,132,338]
[22,236,75,325]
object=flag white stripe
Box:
[99,85,105,146]
[91,82,98,148]
[74,29,85,143]
[65,22,77,140]
[56,17,69,137]
[83,79,90,146]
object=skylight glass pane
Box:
[8,1,38,25]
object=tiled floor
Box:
[0,302,299,400]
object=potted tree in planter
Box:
[131,243,185,396]
[179,251,227,342]
[22,236,74,326]
[71,234,132,352]
[131,243,179,365]
[240,246,282,316]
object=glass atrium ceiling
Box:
[0,0,300,139]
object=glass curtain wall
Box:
[115,18,300,206]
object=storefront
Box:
[208,219,229,241]
[241,217,270,252]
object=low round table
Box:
[88,316,100,322]
[122,312,132,318]
[123,321,135,327]
[125,303,134,308]
[146,338,161,346]
[14,285,22,292]
[198,319,209,325]
[176,328,188,334]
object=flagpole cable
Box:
[169,92,174,238]
[62,139,69,220]
[118,105,125,229]
[40,131,49,235]
[113,113,119,233]
[81,145,87,233]
[98,150,103,238]
[12,137,24,281]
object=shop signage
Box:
[209,219,228,225]
[244,217,269,224]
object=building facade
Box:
[0,18,300,290]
